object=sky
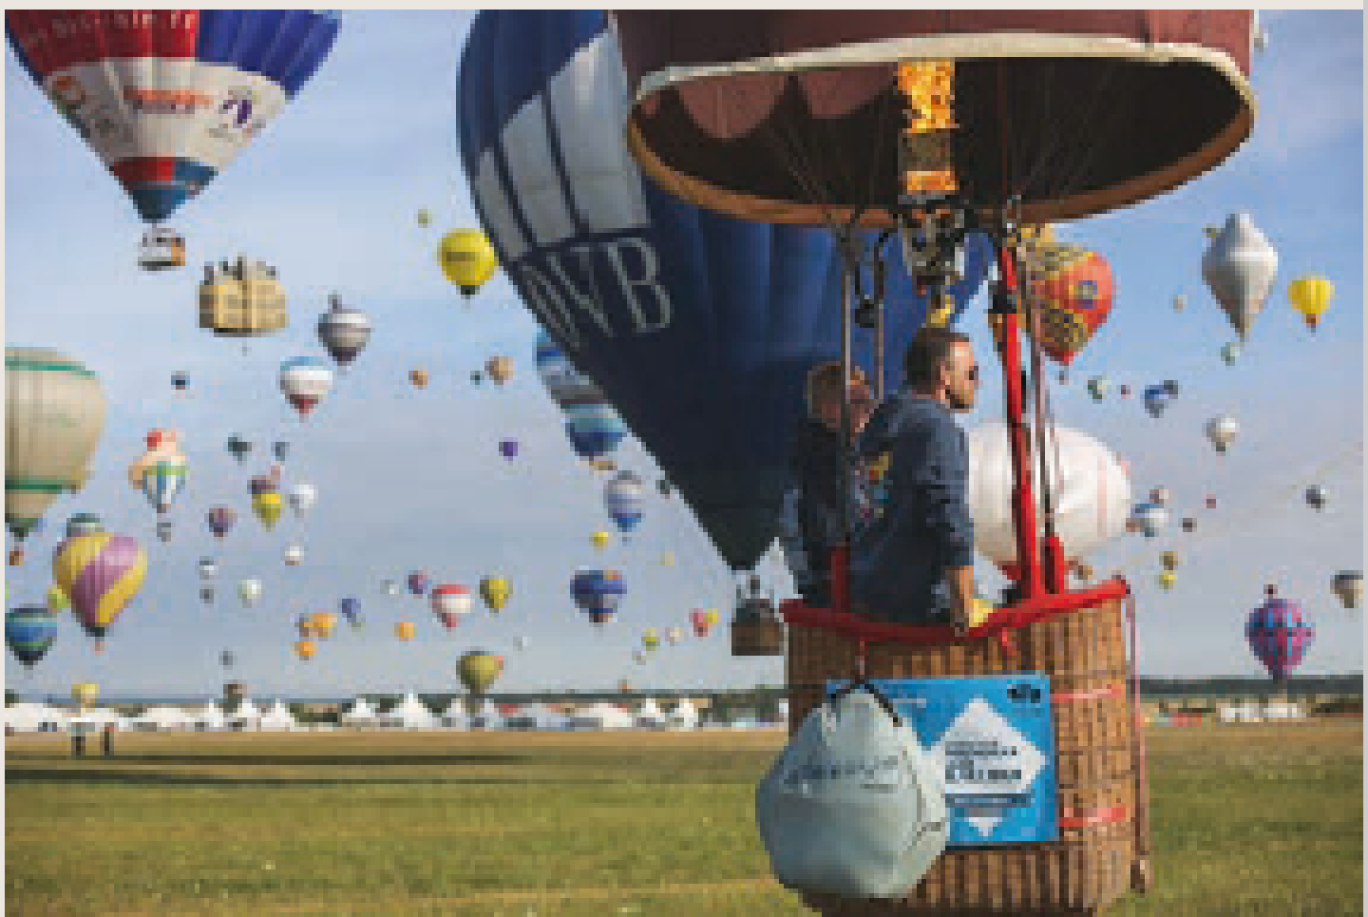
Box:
[4,10,1363,701]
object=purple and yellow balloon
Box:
[498,439,519,461]
[51,532,147,651]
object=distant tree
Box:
[5,689,17,707]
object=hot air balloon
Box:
[317,293,371,368]
[65,513,104,539]
[408,572,430,596]
[382,579,400,597]
[1205,415,1240,454]
[207,506,236,540]
[155,519,174,543]
[642,628,661,651]
[172,371,189,393]
[340,597,362,628]
[1019,238,1115,366]
[252,493,283,531]
[1217,342,1242,367]
[604,472,646,534]
[968,423,1132,578]
[6,606,57,668]
[498,440,519,461]
[485,356,512,385]
[1305,486,1327,511]
[71,683,99,709]
[457,650,504,694]
[660,551,676,567]
[1247,590,1314,682]
[592,531,612,550]
[515,636,530,651]
[1156,571,1176,590]
[280,357,333,419]
[1128,504,1168,539]
[283,544,303,566]
[705,609,720,628]
[309,611,336,639]
[273,441,290,463]
[1181,518,1196,533]
[570,569,626,625]
[1205,496,1218,510]
[6,348,107,548]
[1072,562,1094,583]
[394,621,415,641]
[409,369,429,389]
[295,615,314,639]
[1286,273,1333,332]
[1203,213,1279,340]
[1332,572,1362,610]
[439,231,499,297]
[460,13,991,575]
[200,586,216,606]
[46,584,70,613]
[287,483,317,517]
[1143,385,1176,419]
[227,435,252,463]
[52,532,147,648]
[1160,551,1179,571]
[220,650,235,668]
[198,256,288,335]
[471,371,484,386]
[418,209,432,228]
[479,577,510,613]
[533,332,630,463]
[137,456,188,515]
[295,640,316,662]
[1149,487,1171,507]
[431,585,472,629]
[1087,377,1110,402]
[238,579,262,609]
[632,649,648,665]
[689,609,714,638]
[1173,294,1186,312]
[7,10,340,264]
[666,626,685,645]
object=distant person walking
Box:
[101,723,115,757]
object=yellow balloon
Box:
[1158,571,1177,590]
[71,683,99,707]
[660,551,675,567]
[46,584,69,612]
[409,369,429,389]
[457,650,504,694]
[394,621,415,642]
[417,209,431,228]
[252,493,283,531]
[480,576,511,613]
[294,640,316,661]
[592,531,612,550]
[1287,273,1334,330]
[310,611,337,638]
[439,230,499,297]
[485,356,513,385]
[704,609,719,626]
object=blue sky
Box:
[5,10,1362,700]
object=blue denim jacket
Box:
[852,392,974,622]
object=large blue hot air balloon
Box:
[6,606,57,668]
[571,569,626,626]
[457,11,991,573]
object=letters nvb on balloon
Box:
[458,11,990,576]
[6,11,340,263]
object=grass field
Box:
[6,722,1361,916]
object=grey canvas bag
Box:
[756,682,947,898]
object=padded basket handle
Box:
[827,678,903,727]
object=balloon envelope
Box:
[458,650,504,694]
[51,532,147,641]
[280,357,333,418]
[479,576,510,613]
[1202,213,1278,340]
[440,231,499,296]
[570,569,626,625]
[317,294,371,366]
[458,12,991,571]
[1332,572,1361,610]
[604,472,646,533]
[6,606,57,667]
[1246,596,1313,681]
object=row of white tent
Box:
[1217,701,1308,723]
[5,696,718,733]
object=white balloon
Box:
[238,579,262,607]
[283,544,304,566]
[1205,415,1240,453]
[288,483,317,517]
[1202,213,1278,339]
[967,423,1132,570]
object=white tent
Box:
[666,698,699,730]
[440,699,469,730]
[340,697,379,727]
[566,702,634,731]
[778,700,790,723]
[191,702,228,731]
[5,702,68,733]
[130,705,192,731]
[636,697,666,729]
[503,702,564,731]
[258,700,298,731]
[228,698,262,729]
[76,707,129,729]
[380,693,436,729]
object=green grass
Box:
[6,723,1361,916]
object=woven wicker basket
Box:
[731,619,786,656]
[786,599,1144,917]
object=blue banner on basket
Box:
[827,676,1058,845]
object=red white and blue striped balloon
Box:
[1246,595,1314,682]
[141,457,187,513]
[6,11,340,224]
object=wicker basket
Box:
[786,599,1144,917]
[732,618,786,656]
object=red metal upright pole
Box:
[993,240,1044,600]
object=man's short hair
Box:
[805,361,869,416]
[903,327,972,389]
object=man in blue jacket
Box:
[852,327,980,628]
